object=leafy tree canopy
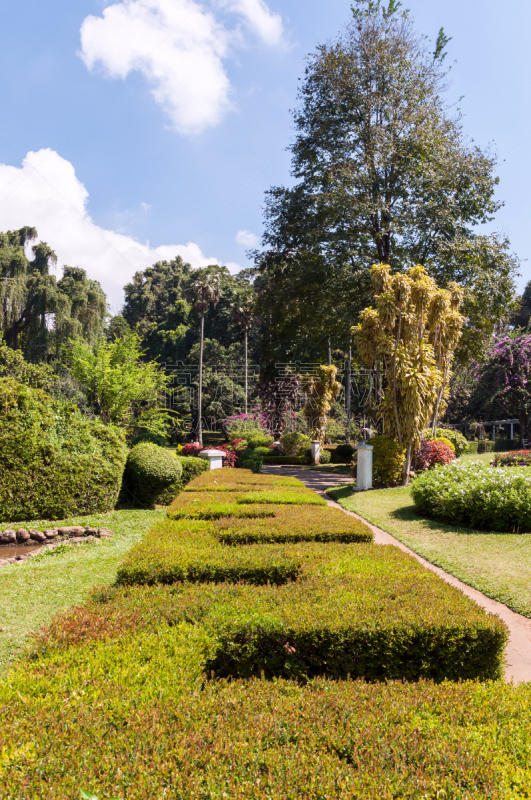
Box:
[255,0,518,366]
[0,227,107,362]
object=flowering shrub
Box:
[424,428,468,457]
[182,443,203,458]
[224,409,271,440]
[412,439,455,472]
[492,451,531,467]
[412,461,531,531]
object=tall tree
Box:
[190,266,222,445]
[255,0,517,366]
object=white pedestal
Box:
[356,444,373,490]
[311,441,320,466]
[199,449,225,470]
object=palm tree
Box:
[190,266,222,446]
[231,288,258,415]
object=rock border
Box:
[0,526,115,566]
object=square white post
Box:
[511,423,514,441]
[199,449,225,470]
[311,440,320,466]
[356,444,373,491]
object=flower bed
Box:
[492,450,531,467]
[412,461,531,531]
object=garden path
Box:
[262,465,531,684]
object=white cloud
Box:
[236,228,259,247]
[79,0,284,135]
[0,149,234,311]
[217,0,283,46]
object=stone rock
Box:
[85,535,95,542]
[98,528,115,538]
[58,527,73,536]
[69,526,86,537]
[29,530,46,543]
[15,554,28,561]
[0,559,9,566]
[84,527,98,536]
[1,530,17,544]
[16,529,31,543]
[69,536,85,543]
[43,530,58,539]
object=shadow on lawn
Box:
[388,503,501,538]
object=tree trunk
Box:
[244,328,248,416]
[402,442,413,486]
[198,312,204,447]
[328,337,332,366]
[346,337,352,443]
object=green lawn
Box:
[0,508,162,670]
[328,482,531,619]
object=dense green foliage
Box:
[412,461,531,531]
[331,443,355,463]
[0,468,512,794]
[63,332,173,441]
[176,454,209,486]
[369,436,405,485]
[280,431,311,457]
[254,4,517,366]
[123,443,183,507]
[0,227,107,362]
[0,378,127,521]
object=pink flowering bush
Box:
[412,439,455,472]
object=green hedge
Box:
[215,505,373,545]
[0,620,528,798]
[176,454,209,485]
[0,378,127,521]
[262,455,311,465]
[117,519,302,587]
[412,461,531,531]
[167,487,325,519]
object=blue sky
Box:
[0,0,529,311]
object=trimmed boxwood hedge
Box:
[167,484,326,519]
[1,637,531,798]
[262,455,311,465]
[0,378,127,521]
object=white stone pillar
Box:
[493,425,496,441]
[199,449,225,470]
[356,444,373,491]
[511,423,514,441]
[311,441,320,466]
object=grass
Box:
[329,481,531,618]
[0,508,162,670]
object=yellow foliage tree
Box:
[353,264,464,485]
[301,365,342,445]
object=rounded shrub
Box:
[124,443,183,507]
[368,436,405,486]
[0,378,127,521]
[279,431,310,457]
[176,455,208,486]
[412,461,531,531]
[254,446,274,457]
[412,439,455,472]
[246,432,274,450]
[331,443,355,463]
[424,428,468,457]
[319,448,332,464]
[435,436,455,453]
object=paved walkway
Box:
[262,465,531,684]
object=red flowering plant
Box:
[492,450,531,467]
[181,442,203,457]
[412,439,455,472]
[216,444,239,468]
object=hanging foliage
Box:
[353,264,464,484]
[301,365,342,444]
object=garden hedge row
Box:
[0,467,512,794]
[0,378,127,521]
[2,625,530,798]
[167,486,326,519]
